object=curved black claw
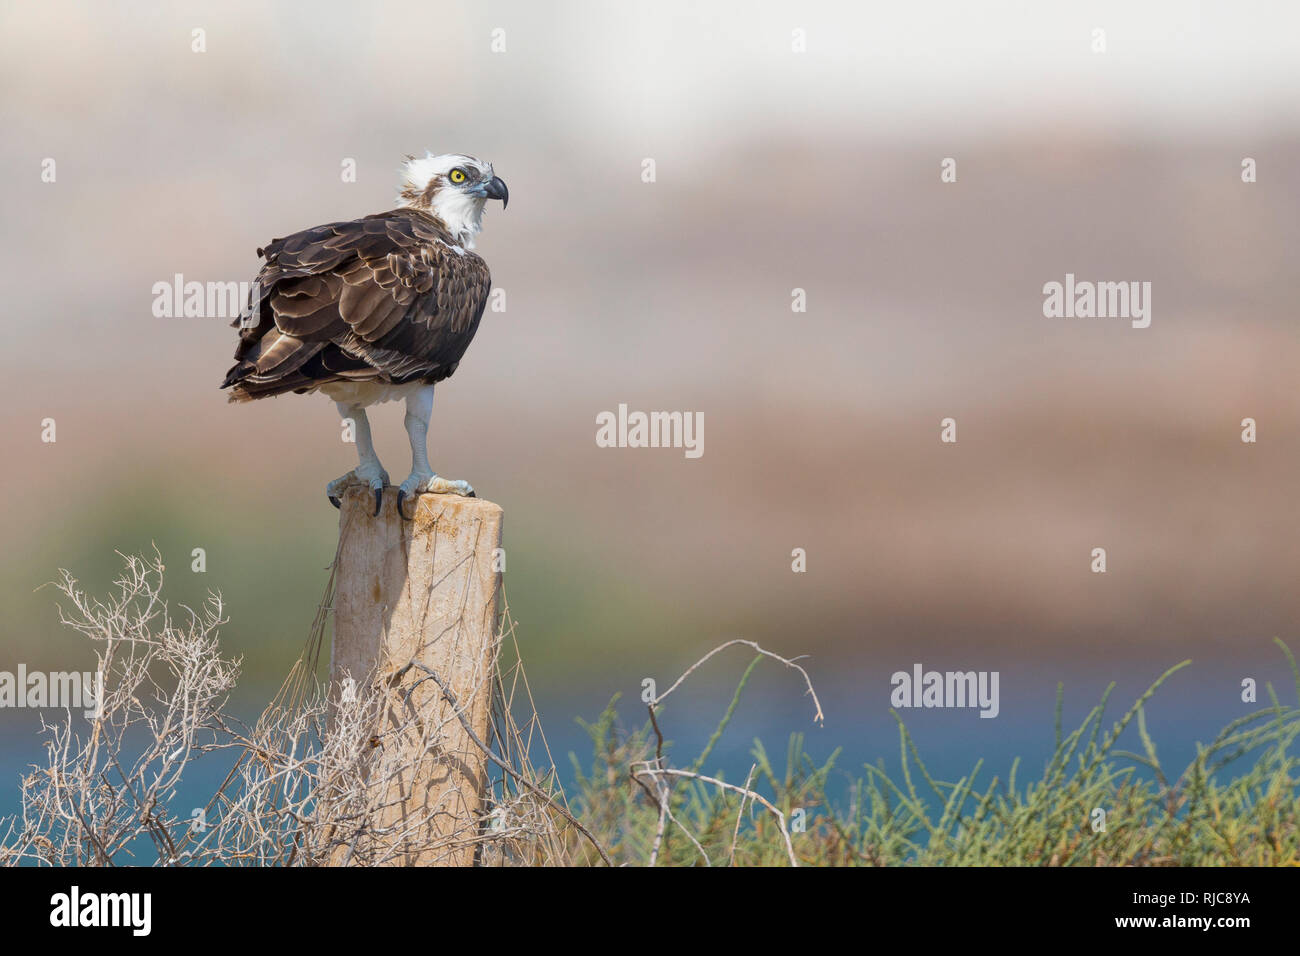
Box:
[467,490,477,498]
[396,489,413,521]
[372,487,383,517]
[328,494,341,510]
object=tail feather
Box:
[222,368,317,403]
[220,362,254,389]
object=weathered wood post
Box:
[329,485,504,866]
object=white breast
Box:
[317,380,424,407]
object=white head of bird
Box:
[398,152,508,249]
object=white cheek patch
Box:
[429,189,487,246]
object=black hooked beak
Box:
[483,176,508,209]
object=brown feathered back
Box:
[221,208,492,402]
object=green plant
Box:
[568,641,1300,866]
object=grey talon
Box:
[328,495,341,510]
[396,489,413,521]
[373,488,383,516]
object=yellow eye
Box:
[449,168,467,184]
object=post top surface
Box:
[337,485,503,523]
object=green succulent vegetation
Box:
[566,642,1300,866]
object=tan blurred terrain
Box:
[1,2,1298,689]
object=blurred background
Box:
[2,1,1298,806]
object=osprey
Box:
[220,153,507,517]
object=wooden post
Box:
[329,485,504,866]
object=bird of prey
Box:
[220,152,507,517]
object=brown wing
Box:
[220,208,492,401]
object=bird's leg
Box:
[326,403,389,515]
[396,385,475,519]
